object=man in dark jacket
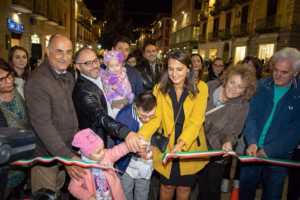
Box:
[240,47,300,200]
[72,47,141,152]
[25,34,84,194]
[136,40,164,90]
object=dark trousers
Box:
[240,164,287,200]
[287,148,300,200]
[198,162,225,200]
[148,170,160,200]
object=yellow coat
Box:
[138,81,209,179]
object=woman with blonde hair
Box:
[198,63,257,200]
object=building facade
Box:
[0,0,100,60]
[152,17,172,52]
[170,0,202,53]
[197,0,300,63]
[0,0,73,60]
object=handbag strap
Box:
[166,101,183,138]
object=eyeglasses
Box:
[0,72,13,83]
[76,58,100,67]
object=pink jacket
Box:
[68,143,129,200]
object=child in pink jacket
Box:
[68,128,130,200]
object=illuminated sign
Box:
[7,18,24,34]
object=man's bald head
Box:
[46,34,73,72]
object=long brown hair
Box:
[159,50,199,97]
[8,46,31,80]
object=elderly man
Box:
[136,40,163,90]
[240,47,300,200]
[72,47,141,152]
[25,34,84,195]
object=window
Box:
[234,46,247,64]
[209,48,218,59]
[31,34,40,44]
[258,43,275,60]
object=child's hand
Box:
[89,196,96,200]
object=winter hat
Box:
[72,128,104,156]
[103,50,125,65]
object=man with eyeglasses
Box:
[25,34,84,197]
[72,47,142,153]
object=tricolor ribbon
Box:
[162,150,300,168]
[12,156,115,170]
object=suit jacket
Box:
[25,59,78,157]
[136,58,164,90]
[72,74,131,145]
[68,143,129,200]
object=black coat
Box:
[72,75,131,146]
[0,110,7,127]
[136,59,164,90]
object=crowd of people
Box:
[0,33,300,200]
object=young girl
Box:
[100,50,134,118]
[68,128,132,200]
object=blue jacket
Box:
[114,104,139,172]
[244,77,300,159]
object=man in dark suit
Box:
[136,40,164,90]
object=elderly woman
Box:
[138,50,208,200]
[198,64,257,200]
[8,46,31,98]
[0,58,29,129]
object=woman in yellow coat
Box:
[138,50,208,200]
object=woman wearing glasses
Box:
[198,64,256,200]
[138,50,209,200]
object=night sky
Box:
[84,0,172,28]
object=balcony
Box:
[200,10,209,20]
[220,0,235,11]
[255,15,281,33]
[11,0,33,13]
[208,31,219,41]
[170,25,200,45]
[219,29,232,40]
[210,3,222,16]
[232,23,249,37]
[233,0,250,5]
[199,34,207,43]
[46,0,58,26]
[77,16,93,32]
[32,0,47,21]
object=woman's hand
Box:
[222,142,233,157]
[171,140,185,154]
